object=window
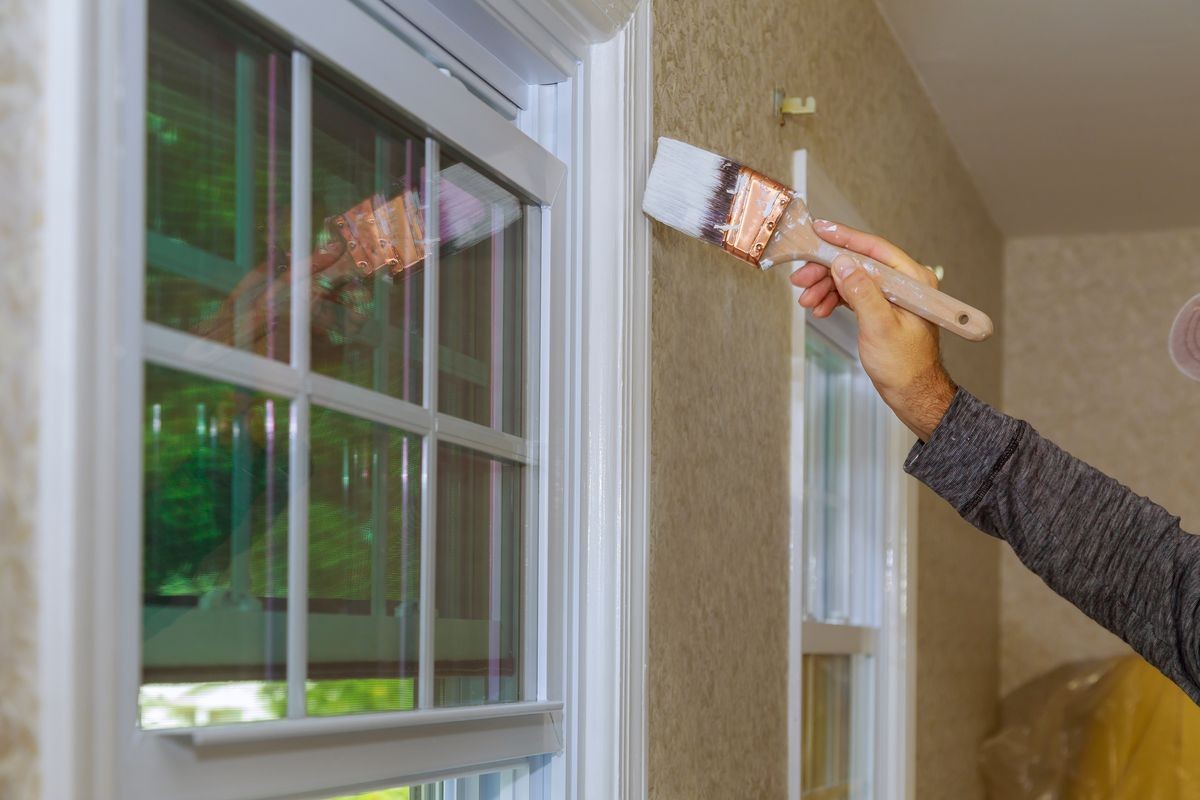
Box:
[788,151,914,800]
[141,1,533,724]
[798,329,886,800]
[40,0,651,795]
[121,0,562,796]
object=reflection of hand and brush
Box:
[328,162,522,278]
[199,162,522,357]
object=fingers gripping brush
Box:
[642,138,994,341]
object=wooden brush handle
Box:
[755,199,993,341]
[828,247,993,342]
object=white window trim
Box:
[38,0,651,797]
[787,150,918,800]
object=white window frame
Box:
[37,0,651,797]
[787,151,918,800]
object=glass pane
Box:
[307,407,423,716]
[438,155,526,435]
[803,352,827,621]
[435,443,524,706]
[146,0,292,361]
[803,333,853,623]
[850,387,887,628]
[141,365,289,729]
[311,76,425,403]
[323,766,528,799]
[802,654,868,800]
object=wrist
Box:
[888,364,956,442]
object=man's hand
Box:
[789,219,957,441]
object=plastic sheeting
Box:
[980,656,1200,799]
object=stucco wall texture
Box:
[0,0,1009,797]
[649,0,1005,797]
[1000,228,1200,696]
[0,0,43,797]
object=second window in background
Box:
[798,325,889,800]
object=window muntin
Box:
[139,0,537,730]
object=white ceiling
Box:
[873,0,1200,236]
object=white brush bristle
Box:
[642,138,741,245]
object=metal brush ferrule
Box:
[721,168,794,267]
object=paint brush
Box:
[642,138,993,341]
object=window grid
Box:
[139,42,539,726]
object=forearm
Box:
[905,388,1200,703]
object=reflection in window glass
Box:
[311,77,425,402]
[307,407,423,716]
[323,766,527,800]
[141,364,289,729]
[803,333,852,623]
[802,654,870,800]
[438,156,525,435]
[146,0,292,361]
[435,444,523,706]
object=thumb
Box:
[830,254,893,333]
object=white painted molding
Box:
[38,0,126,798]
[475,0,641,67]
[535,0,641,42]
[620,6,653,797]
[568,2,652,798]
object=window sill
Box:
[164,700,563,747]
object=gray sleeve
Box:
[904,388,1200,704]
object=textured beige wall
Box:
[649,0,1004,797]
[1000,228,1200,696]
[0,0,43,797]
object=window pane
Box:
[311,76,426,403]
[803,334,852,623]
[146,0,292,361]
[802,655,872,800]
[141,365,289,729]
[435,444,524,706]
[323,766,528,799]
[438,156,526,435]
[307,407,423,716]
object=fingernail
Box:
[833,254,858,279]
[813,218,834,231]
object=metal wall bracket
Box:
[773,88,816,124]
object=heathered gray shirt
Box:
[904,388,1200,704]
